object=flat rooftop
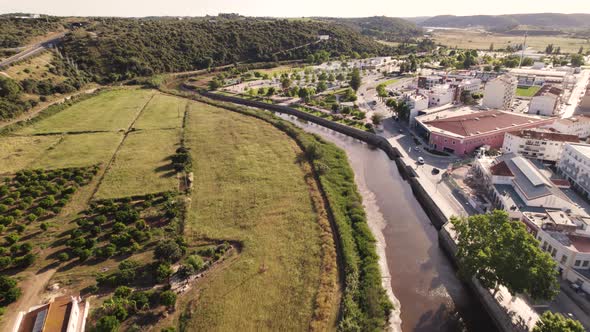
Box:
[567,143,590,157]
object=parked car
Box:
[417,157,425,165]
[414,147,420,151]
[432,168,440,175]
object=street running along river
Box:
[278,114,497,332]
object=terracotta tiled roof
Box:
[490,161,513,176]
[424,110,544,137]
[534,85,563,97]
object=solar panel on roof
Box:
[32,308,48,332]
[512,156,549,187]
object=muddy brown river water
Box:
[279,115,497,332]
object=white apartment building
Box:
[558,143,590,199]
[422,84,454,107]
[482,74,518,110]
[549,115,590,139]
[404,93,429,127]
[522,210,590,293]
[528,85,563,116]
[502,130,578,162]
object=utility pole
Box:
[518,31,528,68]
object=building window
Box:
[551,248,557,258]
[561,255,568,264]
[542,241,547,250]
[575,260,581,267]
[583,261,589,267]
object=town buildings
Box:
[474,153,576,219]
[13,295,89,332]
[509,68,575,89]
[580,87,590,113]
[521,210,590,293]
[423,84,454,107]
[502,130,579,162]
[528,85,563,116]
[482,74,518,110]
[416,109,553,155]
[404,93,429,127]
[549,115,590,139]
[417,75,443,89]
[558,143,590,200]
[451,78,482,103]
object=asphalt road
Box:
[0,32,66,68]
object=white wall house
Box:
[522,210,590,294]
[482,74,518,110]
[405,93,429,127]
[502,129,577,162]
[422,84,454,107]
[528,85,563,116]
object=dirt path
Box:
[0,267,56,331]
[0,86,100,130]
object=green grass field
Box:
[133,93,187,130]
[35,132,123,169]
[16,89,154,134]
[0,135,61,174]
[181,102,325,331]
[516,86,542,97]
[95,129,181,199]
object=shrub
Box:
[93,315,120,332]
[58,252,70,262]
[186,255,204,271]
[160,290,177,308]
[114,286,133,299]
[154,239,183,263]
[155,262,173,283]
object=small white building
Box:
[13,295,89,332]
[528,85,563,116]
[422,84,454,107]
[521,210,590,293]
[558,143,590,199]
[549,115,590,139]
[482,74,518,110]
[502,129,578,162]
[404,93,429,127]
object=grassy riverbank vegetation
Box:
[164,87,392,330]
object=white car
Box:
[417,157,425,165]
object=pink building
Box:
[417,110,554,156]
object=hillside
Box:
[59,17,394,83]
[0,15,63,49]
[314,16,423,41]
[419,13,590,30]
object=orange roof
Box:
[424,110,544,138]
[44,296,72,332]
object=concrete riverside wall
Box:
[197,89,402,159]
[192,89,521,332]
[439,227,528,332]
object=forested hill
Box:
[0,15,63,48]
[314,16,423,41]
[419,13,590,30]
[59,17,394,82]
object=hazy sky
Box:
[1,0,589,17]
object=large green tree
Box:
[533,311,584,332]
[451,210,559,300]
[0,275,21,305]
[349,68,361,91]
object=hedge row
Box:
[162,87,392,331]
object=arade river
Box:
[277,114,497,332]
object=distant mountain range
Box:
[414,13,590,30]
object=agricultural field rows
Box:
[0,88,338,331]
